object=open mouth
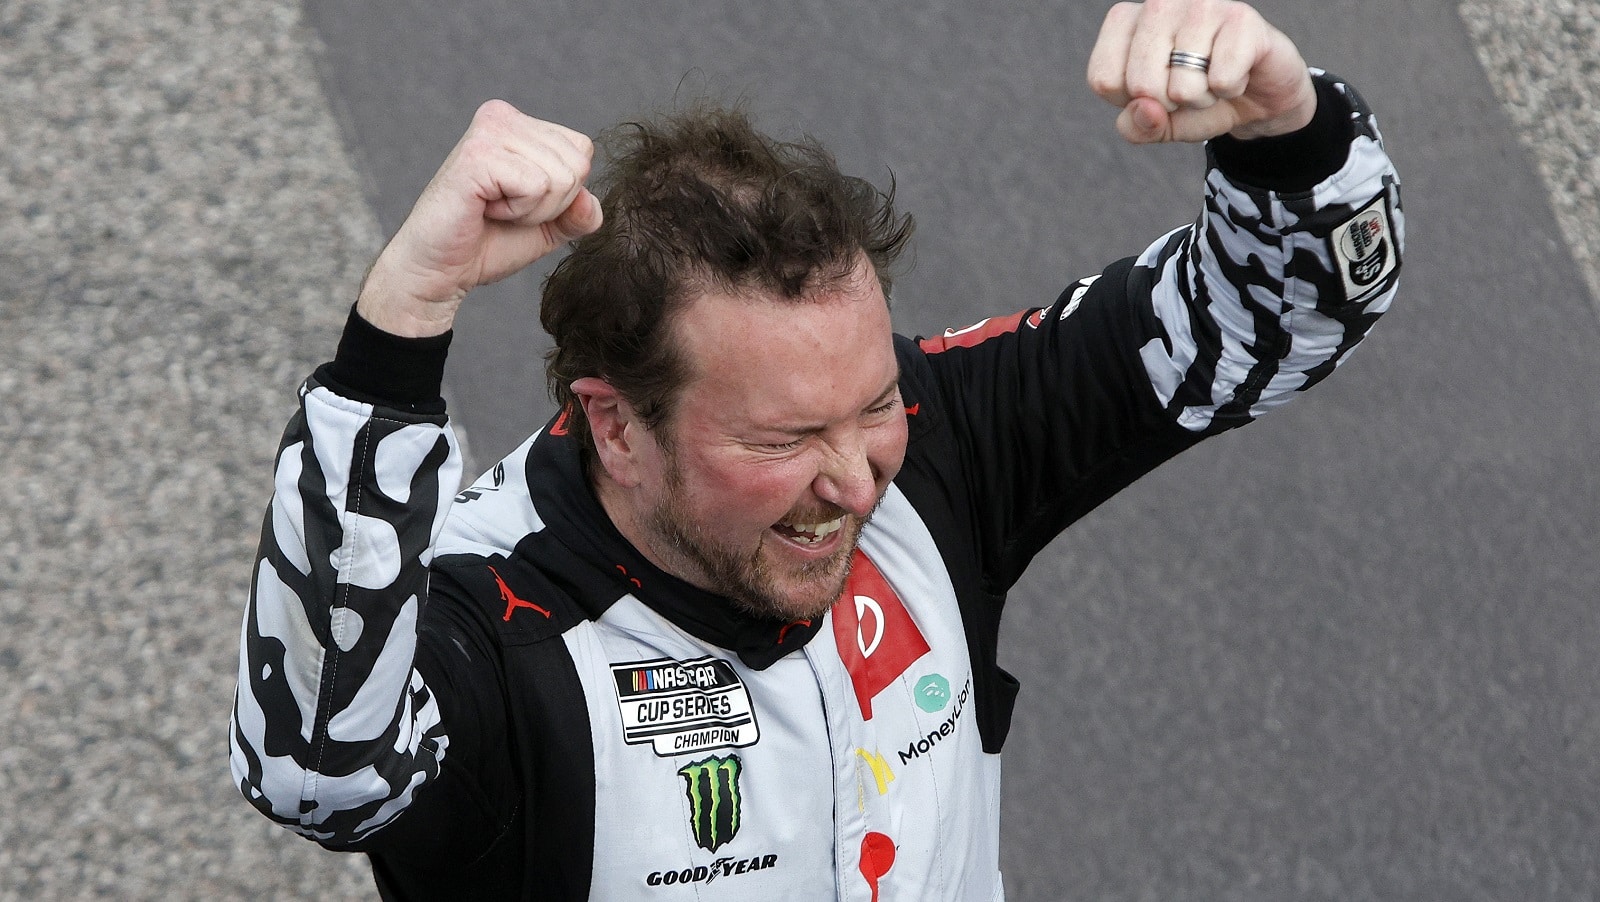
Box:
[772,516,846,547]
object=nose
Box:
[812,430,879,518]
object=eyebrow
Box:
[866,375,901,409]
[788,372,902,434]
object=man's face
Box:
[625,260,906,622]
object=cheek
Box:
[691,459,814,520]
[868,419,909,485]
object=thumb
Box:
[549,187,604,244]
[1116,97,1170,144]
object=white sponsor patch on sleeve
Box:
[1329,192,1399,303]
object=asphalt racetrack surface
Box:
[3,0,1598,898]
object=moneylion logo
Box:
[678,755,743,852]
[914,673,951,713]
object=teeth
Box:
[778,516,845,545]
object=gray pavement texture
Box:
[1462,0,1600,308]
[0,1,1595,901]
[0,1,374,898]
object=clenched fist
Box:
[357,100,604,337]
[1087,0,1318,145]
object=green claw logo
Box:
[678,755,743,852]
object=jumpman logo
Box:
[489,565,551,622]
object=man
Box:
[232,1,1403,898]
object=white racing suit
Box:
[231,72,1403,900]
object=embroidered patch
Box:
[677,755,743,852]
[612,657,760,756]
[1329,192,1398,303]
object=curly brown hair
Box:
[540,102,914,459]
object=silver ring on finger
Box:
[1168,50,1211,73]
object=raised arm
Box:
[910,1,1401,585]
[1087,0,1402,430]
[230,102,601,845]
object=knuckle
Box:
[546,168,576,197]
[569,130,595,159]
[1087,70,1122,97]
[1211,73,1248,99]
[474,98,515,124]
[567,141,595,182]
[1126,71,1164,100]
[1167,80,1201,104]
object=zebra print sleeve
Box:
[1137,70,1404,433]
[230,375,462,846]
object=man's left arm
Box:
[1134,68,1402,434]
[1087,0,1402,432]
[906,2,1402,588]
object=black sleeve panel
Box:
[354,568,521,894]
[893,71,1401,755]
[907,257,1204,597]
[360,554,599,901]
[893,260,1205,755]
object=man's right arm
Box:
[229,312,464,845]
[230,100,601,847]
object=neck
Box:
[590,467,685,587]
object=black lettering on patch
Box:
[1328,191,1399,303]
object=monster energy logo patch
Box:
[678,755,743,852]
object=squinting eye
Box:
[766,439,804,452]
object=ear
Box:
[571,376,646,487]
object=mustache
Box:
[777,502,850,525]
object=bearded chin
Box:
[735,537,859,621]
[647,503,865,622]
